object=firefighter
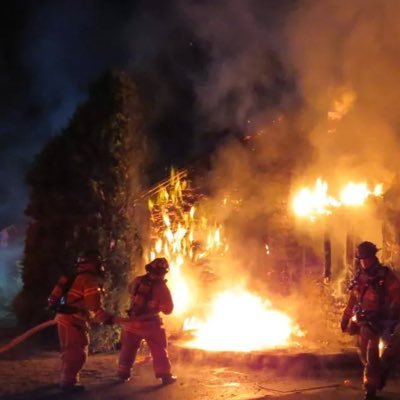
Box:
[117,257,177,385]
[341,241,400,400]
[48,249,115,392]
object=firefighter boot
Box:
[363,389,377,400]
[117,375,131,383]
[378,368,389,390]
[117,370,131,383]
[60,384,85,393]
[160,374,177,385]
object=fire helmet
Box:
[355,241,379,260]
[76,249,104,272]
[145,257,170,275]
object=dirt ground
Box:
[0,322,400,400]
[1,344,400,400]
[1,353,400,400]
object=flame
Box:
[292,178,340,220]
[183,288,301,352]
[340,182,383,206]
[146,168,302,351]
[327,87,356,122]
[292,178,383,220]
[146,169,227,315]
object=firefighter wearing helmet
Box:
[117,257,177,385]
[341,241,400,400]
[48,249,115,392]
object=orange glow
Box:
[292,178,383,220]
[146,169,227,315]
[327,87,356,122]
[146,169,303,351]
[339,182,383,206]
[292,178,340,220]
[183,288,302,351]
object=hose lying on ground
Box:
[0,319,58,354]
[0,316,136,354]
[257,383,342,394]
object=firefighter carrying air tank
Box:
[48,249,116,392]
[117,257,177,385]
[341,241,400,400]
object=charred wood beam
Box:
[134,168,189,203]
[323,231,332,281]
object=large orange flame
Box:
[183,288,302,351]
[146,169,226,315]
[146,169,302,351]
[292,178,383,221]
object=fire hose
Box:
[0,317,133,355]
[257,382,400,397]
[0,319,58,354]
[257,383,343,394]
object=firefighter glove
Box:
[341,316,350,333]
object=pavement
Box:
[0,343,400,400]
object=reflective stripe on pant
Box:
[118,325,171,379]
[58,322,89,386]
[358,326,381,391]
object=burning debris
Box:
[292,178,383,222]
[183,288,303,352]
[146,168,227,316]
[144,169,304,352]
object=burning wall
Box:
[133,0,400,352]
[139,145,400,352]
[142,168,305,352]
[285,0,400,250]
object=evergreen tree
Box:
[14,70,147,349]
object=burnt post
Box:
[345,230,357,273]
[323,230,332,281]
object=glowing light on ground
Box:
[145,169,303,352]
[183,288,301,352]
[146,169,227,315]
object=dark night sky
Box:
[0,0,298,228]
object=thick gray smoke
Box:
[180,0,296,133]
[179,1,400,345]
[286,0,400,184]
[178,0,306,278]
[181,0,400,256]
[284,0,400,265]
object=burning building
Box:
[138,168,306,352]
[134,147,400,356]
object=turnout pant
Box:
[380,323,400,386]
[357,326,381,392]
[118,323,171,380]
[57,322,89,386]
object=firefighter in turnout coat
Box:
[341,241,400,400]
[48,249,114,392]
[117,257,176,385]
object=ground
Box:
[1,342,400,400]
